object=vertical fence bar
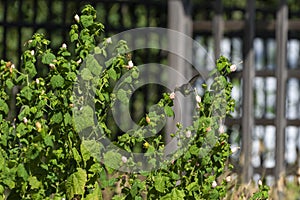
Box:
[275,0,288,184]
[242,0,255,183]
[213,0,223,59]
[167,0,192,144]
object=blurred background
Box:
[1,0,300,194]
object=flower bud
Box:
[143,142,150,149]
[36,78,40,84]
[146,116,150,124]
[74,14,80,22]
[62,43,67,49]
[231,146,240,154]
[170,92,175,100]
[23,117,28,124]
[218,125,225,134]
[35,121,42,132]
[76,58,82,64]
[10,63,15,73]
[128,60,134,69]
[230,64,236,72]
[212,180,217,188]
[121,156,127,163]
[258,180,262,186]
[49,63,55,69]
[185,130,191,138]
[196,95,201,103]
[106,37,112,44]
[30,50,35,56]
[226,176,232,182]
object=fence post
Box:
[242,0,255,183]
[213,0,224,59]
[167,0,193,144]
[275,0,288,190]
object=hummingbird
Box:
[174,74,201,96]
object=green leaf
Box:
[154,174,169,193]
[86,54,103,76]
[44,135,54,148]
[0,151,5,171]
[81,68,93,81]
[189,145,200,156]
[50,112,63,124]
[131,70,139,79]
[17,163,29,180]
[186,182,198,194]
[80,143,91,164]
[66,168,87,200]
[0,99,9,115]
[5,79,14,90]
[85,183,102,200]
[64,112,72,125]
[103,151,121,170]
[108,68,117,80]
[89,163,102,175]
[72,147,82,164]
[116,89,128,104]
[28,176,41,189]
[71,33,78,42]
[161,188,185,200]
[74,105,94,132]
[80,15,94,27]
[164,105,174,117]
[82,140,103,161]
[42,52,56,64]
[20,86,33,101]
[3,177,15,189]
[50,75,65,89]
[25,62,37,78]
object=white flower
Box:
[185,130,191,138]
[128,60,134,68]
[30,50,35,56]
[62,43,67,49]
[28,39,33,44]
[106,37,112,44]
[212,180,217,188]
[230,64,237,72]
[170,92,175,100]
[121,156,127,163]
[218,125,225,134]
[49,63,55,69]
[23,117,28,124]
[11,64,15,69]
[196,95,201,103]
[225,176,231,182]
[231,146,240,154]
[36,78,40,84]
[258,180,262,186]
[76,58,82,64]
[74,14,80,22]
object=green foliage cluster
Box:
[0,4,269,200]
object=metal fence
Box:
[188,0,300,185]
[1,0,300,186]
